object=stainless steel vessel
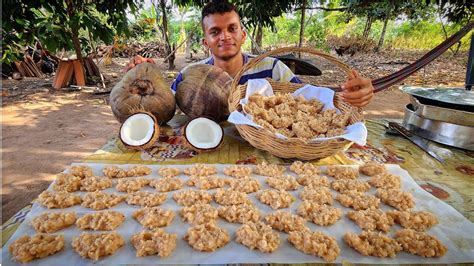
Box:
[402,104,474,150]
[401,86,474,151]
[409,97,474,127]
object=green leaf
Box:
[15,18,27,26]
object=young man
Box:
[126,1,374,107]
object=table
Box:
[2,117,474,247]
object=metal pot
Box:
[409,96,474,127]
[403,104,474,151]
[400,86,474,150]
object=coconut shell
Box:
[175,64,233,123]
[119,111,160,150]
[110,63,176,125]
[181,117,224,153]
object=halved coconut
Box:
[119,112,159,150]
[182,117,224,153]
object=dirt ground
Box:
[1,51,468,223]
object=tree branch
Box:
[294,6,348,12]
[438,5,458,55]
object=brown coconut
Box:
[110,63,176,125]
[175,64,233,123]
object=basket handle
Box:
[230,46,354,101]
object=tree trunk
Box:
[169,43,176,70]
[65,0,85,81]
[256,24,263,51]
[179,7,187,54]
[251,24,263,54]
[251,26,257,54]
[298,0,307,49]
[70,26,83,63]
[376,15,389,52]
[363,15,373,39]
[438,7,463,56]
[88,30,98,64]
[159,0,174,70]
[160,0,169,61]
[185,34,193,59]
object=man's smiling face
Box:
[202,10,247,61]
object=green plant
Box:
[2,0,140,64]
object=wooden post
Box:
[72,59,86,86]
[53,60,74,89]
[466,33,473,90]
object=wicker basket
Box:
[228,46,364,161]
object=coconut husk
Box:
[175,64,233,123]
[110,63,176,125]
[119,111,160,150]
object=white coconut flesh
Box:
[185,117,223,149]
[120,113,156,146]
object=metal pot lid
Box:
[401,86,474,107]
[409,96,474,126]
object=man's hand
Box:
[123,55,156,72]
[341,70,374,107]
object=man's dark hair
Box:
[201,1,239,22]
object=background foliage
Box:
[2,0,472,66]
